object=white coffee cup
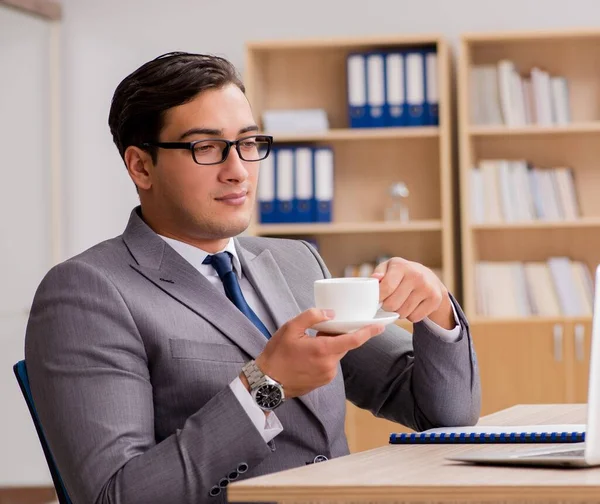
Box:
[313,277,380,321]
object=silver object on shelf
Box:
[385,182,410,222]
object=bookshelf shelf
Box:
[470,315,592,325]
[469,122,600,137]
[255,220,442,236]
[459,28,600,416]
[273,127,439,143]
[470,217,600,231]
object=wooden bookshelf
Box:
[245,34,455,292]
[458,28,600,415]
[244,34,454,452]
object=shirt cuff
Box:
[229,376,284,443]
[420,296,461,342]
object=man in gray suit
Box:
[25,52,480,504]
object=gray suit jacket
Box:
[25,207,480,504]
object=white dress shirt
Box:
[159,236,461,444]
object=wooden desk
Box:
[229,404,600,503]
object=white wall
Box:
[0,6,54,486]
[60,0,600,259]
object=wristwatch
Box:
[241,360,285,411]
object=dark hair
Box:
[108,51,245,163]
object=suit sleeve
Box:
[299,241,481,432]
[25,260,273,504]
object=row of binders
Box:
[470,160,580,223]
[258,146,334,224]
[347,46,439,128]
[470,60,571,126]
[475,258,593,318]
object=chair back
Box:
[13,360,72,504]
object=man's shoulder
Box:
[49,234,131,278]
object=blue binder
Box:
[276,147,295,223]
[313,147,334,223]
[423,48,439,126]
[405,49,426,126]
[366,52,386,128]
[258,146,277,223]
[346,52,369,128]
[384,50,406,127]
[293,146,314,223]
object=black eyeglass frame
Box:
[142,134,274,165]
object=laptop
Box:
[448,264,600,468]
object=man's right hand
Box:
[253,308,385,399]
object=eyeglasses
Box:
[142,134,273,165]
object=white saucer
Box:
[311,310,399,335]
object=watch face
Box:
[256,384,283,410]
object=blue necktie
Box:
[203,252,271,339]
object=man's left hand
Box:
[372,257,455,330]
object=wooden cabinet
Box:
[472,319,593,416]
[569,321,593,403]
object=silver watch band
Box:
[242,360,266,390]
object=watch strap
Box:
[242,360,265,390]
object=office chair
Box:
[13,360,72,504]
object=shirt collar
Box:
[158,235,242,279]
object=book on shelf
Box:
[475,257,593,318]
[347,45,439,128]
[470,160,580,224]
[470,60,571,127]
[261,108,329,135]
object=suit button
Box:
[237,462,249,474]
[228,470,239,481]
[313,455,328,463]
[209,485,221,497]
[218,478,229,489]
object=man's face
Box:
[146,83,261,241]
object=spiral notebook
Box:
[390,424,586,444]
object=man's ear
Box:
[125,146,154,191]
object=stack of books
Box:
[470,160,580,223]
[475,258,593,317]
[470,60,571,126]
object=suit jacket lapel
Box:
[123,209,267,359]
[235,240,325,430]
[235,242,301,330]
